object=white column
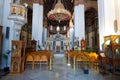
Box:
[74,4,85,46]
[98,0,116,50]
[69,28,74,49]
[32,3,43,50]
[42,27,47,47]
[0,0,4,25]
[98,0,105,50]
[43,27,47,43]
[1,0,13,69]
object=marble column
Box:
[0,0,4,25]
[32,3,43,50]
[43,27,47,47]
[1,0,14,69]
[74,4,85,46]
[69,28,74,49]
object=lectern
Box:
[10,40,26,74]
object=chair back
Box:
[40,55,48,61]
[26,54,34,61]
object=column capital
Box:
[75,0,84,6]
[33,0,43,5]
[33,0,39,3]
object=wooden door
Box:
[56,46,60,52]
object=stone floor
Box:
[0,54,120,80]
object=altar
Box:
[45,34,70,53]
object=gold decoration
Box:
[47,0,71,22]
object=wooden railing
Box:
[65,51,99,70]
[25,51,54,70]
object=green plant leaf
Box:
[3,54,8,60]
[6,50,11,55]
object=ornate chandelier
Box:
[47,0,71,22]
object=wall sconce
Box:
[114,20,118,33]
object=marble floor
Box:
[0,54,120,80]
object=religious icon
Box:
[81,38,86,51]
[12,6,16,14]
[18,7,23,16]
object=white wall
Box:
[32,4,43,50]
[104,0,116,35]
[114,0,120,34]
[74,4,85,46]
[98,0,117,50]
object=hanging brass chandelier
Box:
[47,0,71,22]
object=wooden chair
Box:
[26,54,34,69]
[98,51,108,73]
[76,54,84,69]
[33,54,41,69]
[40,55,48,69]
[88,52,99,69]
[104,35,120,73]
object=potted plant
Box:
[38,44,41,51]
[3,50,11,72]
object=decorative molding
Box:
[33,0,43,5]
[75,0,80,6]
[39,0,43,5]
[33,0,39,3]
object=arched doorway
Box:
[85,7,99,51]
[53,34,64,53]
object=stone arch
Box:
[85,7,99,50]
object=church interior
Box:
[0,0,120,80]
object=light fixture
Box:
[57,26,60,32]
[64,26,66,30]
[50,25,53,30]
[47,0,71,22]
